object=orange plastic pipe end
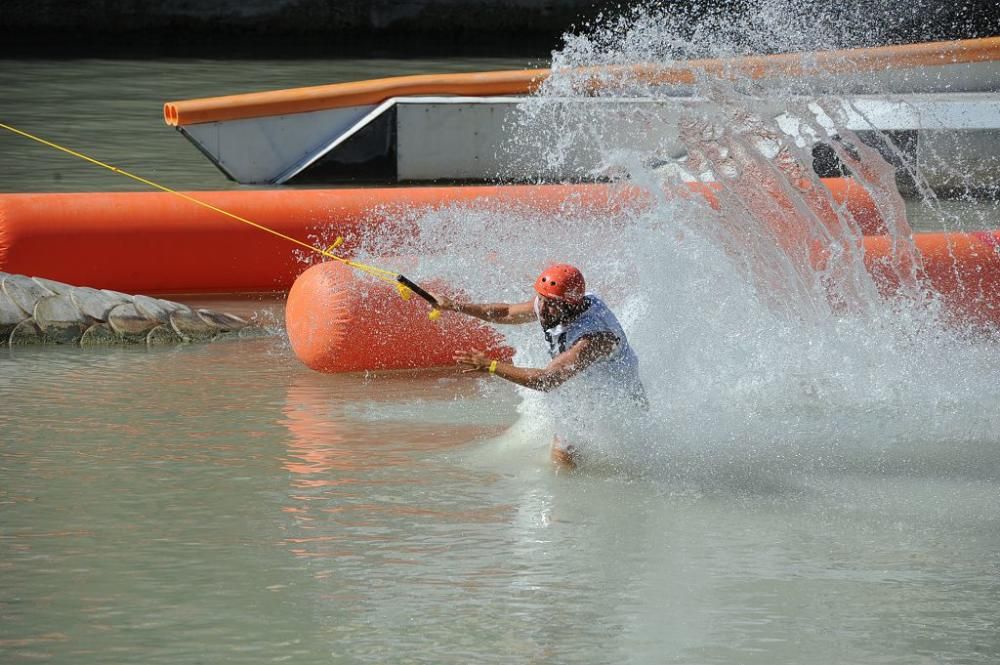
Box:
[285,261,514,373]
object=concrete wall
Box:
[2,0,998,58]
[3,0,597,29]
[0,0,611,57]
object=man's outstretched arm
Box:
[456,334,617,391]
[435,295,537,325]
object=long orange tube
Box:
[0,185,630,295]
[164,37,1000,126]
[863,231,1000,327]
[0,179,876,295]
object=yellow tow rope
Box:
[0,121,439,316]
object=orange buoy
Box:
[0,179,881,296]
[286,261,513,373]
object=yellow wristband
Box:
[488,360,498,375]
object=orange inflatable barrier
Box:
[0,179,879,295]
[288,230,1000,374]
[862,230,1000,327]
[286,261,513,373]
[0,185,638,295]
[164,37,1000,126]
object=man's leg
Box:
[550,435,578,471]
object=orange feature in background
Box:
[863,231,1000,327]
[0,179,881,296]
[163,37,1000,126]
[0,184,637,295]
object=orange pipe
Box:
[164,69,550,126]
[0,179,877,295]
[164,37,1000,126]
[0,184,634,295]
[286,261,513,373]
[862,230,1000,327]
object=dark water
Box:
[0,58,535,193]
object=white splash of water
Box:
[368,2,1000,483]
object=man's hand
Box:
[454,350,491,373]
[431,293,459,312]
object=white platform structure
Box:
[173,93,999,192]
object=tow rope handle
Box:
[396,275,442,320]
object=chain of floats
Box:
[0,272,266,347]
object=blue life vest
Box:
[535,294,646,405]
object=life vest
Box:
[535,294,646,404]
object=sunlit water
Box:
[3,6,1000,663]
[3,338,998,664]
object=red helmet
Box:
[534,264,585,303]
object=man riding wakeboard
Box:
[435,264,647,469]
